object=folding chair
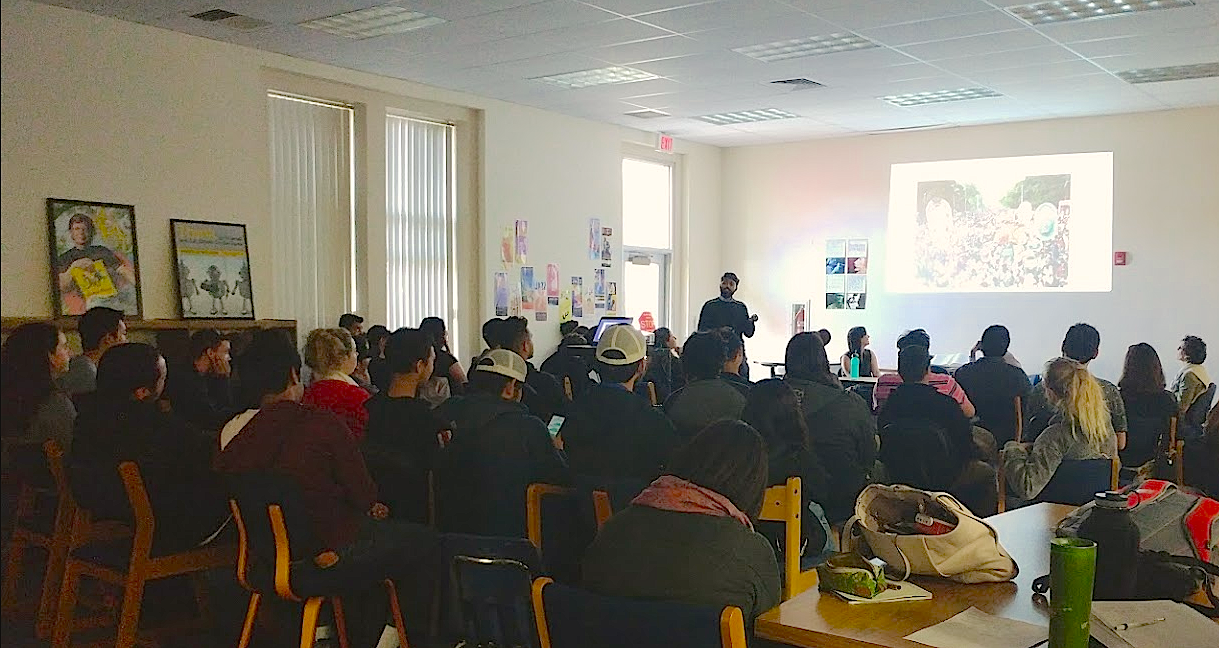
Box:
[441,533,544,648]
[758,477,816,600]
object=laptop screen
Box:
[590,317,635,343]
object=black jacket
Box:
[878,383,977,465]
[697,298,755,343]
[434,392,569,536]
[362,393,450,523]
[783,377,877,523]
[953,357,1030,445]
[636,350,686,404]
[540,347,592,399]
[163,362,236,431]
[561,384,680,483]
[524,362,566,421]
[70,393,228,551]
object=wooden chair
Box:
[758,477,816,601]
[526,484,576,552]
[1013,395,1023,443]
[531,577,746,648]
[228,482,411,648]
[998,457,1119,512]
[51,462,237,648]
[591,491,613,531]
[645,382,658,407]
[562,377,573,402]
[2,442,59,627]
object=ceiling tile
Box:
[393,0,552,21]
[965,58,1102,84]
[790,0,995,30]
[582,0,714,16]
[684,14,845,48]
[585,34,723,63]
[859,10,1028,47]
[897,28,1056,60]
[631,0,801,32]
[932,45,1082,75]
[1090,45,1219,72]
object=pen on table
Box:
[1113,617,1166,631]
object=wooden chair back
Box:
[1013,395,1023,442]
[646,382,658,407]
[525,483,576,551]
[591,491,613,531]
[757,477,815,600]
[563,377,573,401]
[531,577,746,648]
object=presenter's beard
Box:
[720,288,732,299]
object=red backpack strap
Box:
[1183,497,1219,564]
[1126,479,1175,508]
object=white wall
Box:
[0,0,722,360]
[723,108,1219,381]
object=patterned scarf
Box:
[631,475,753,530]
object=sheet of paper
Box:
[904,607,1046,648]
[1091,600,1219,648]
[835,579,933,604]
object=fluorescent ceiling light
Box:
[694,108,797,125]
[1115,61,1219,83]
[881,87,1002,107]
[1005,0,1195,25]
[299,5,446,39]
[733,32,878,62]
[533,66,659,89]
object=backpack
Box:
[1056,480,1219,613]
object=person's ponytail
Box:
[1045,357,1112,445]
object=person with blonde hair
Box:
[302,327,370,440]
[1001,357,1118,500]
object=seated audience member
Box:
[215,331,439,646]
[878,345,997,515]
[499,316,565,421]
[783,332,876,524]
[582,421,780,624]
[840,326,879,378]
[664,332,747,439]
[363,328,452,523]
[1183,404,1218,497]
[561,325,679,485]
[338,312,365,343]
[718,327,752,397]
[420,316,467,397]
[1,323,75,469]
[302,328,371,440]
[365,324,391,392]
[1117,343,1177,468]
[351,341,376,394]
[470,317,507,370]
[1172,335,1211,422]
[1002,357,1119,501]
[59,306,127,395]
[541,332,593,399]
[1023,323,1127,447]
[742,379,833,566]
[953,325,1031,445]
[71,343,228,550]
[872,329,975,417]
[164,329,236,430]
[817,329,831,347]
[434,350,568,537]
[635,327,685,403]
[970,334,1023,369]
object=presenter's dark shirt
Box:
[697,298,755,342]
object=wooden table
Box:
[755,503,1073,648]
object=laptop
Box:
[590,317,635,343]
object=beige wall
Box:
[722,107,1219,380]
[1,0,722,359]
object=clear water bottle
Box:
[1076,491,1139,599]
[850,354,860,378]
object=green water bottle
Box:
[850,354,860,378]
[1049,537,1096,648]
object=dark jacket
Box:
[878,383,977,464]
[697,298,755,344]
[163,361,236,431]
[953,357,1030,445]
[783,377,877,523]
[663,378,748,439]
[70,393,227,551]
[720,371,753,398]
[561,384,680,483]
[363,393,451,523]
[636,350,685,404]
[583,505,781,624]
[524,362,566,421]
[434,392,569,537]
[540,347,592,399]
[214,400,377,552]
[758,443,830,563]
[1119,389,1177,467]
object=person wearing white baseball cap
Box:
[434,349,569,537]
[560,325,680,489]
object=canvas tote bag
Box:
[844,484,1019,583]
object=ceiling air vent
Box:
[190,9,271,30]
[771,78,824,88]
[624,109,670,119]
[191,9,239,21]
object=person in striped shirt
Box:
[873,329,975,418]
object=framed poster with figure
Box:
[47,198,143,317]
[170,219,254,319]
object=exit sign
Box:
[657,133,674,153]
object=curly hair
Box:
[302,328,355,374]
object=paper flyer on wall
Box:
[509,288,522,316]
[847,239,868,257]
[826,274,846,293]
[514,219,528,264]
[594,269,606,298]
[826,239,847,258]
[560,294,573,322]
[534,282,548,320]
[584,295,595,317]
[826,293,846,309]
[520,266,535,310]
[500,227,513,264]
[546,264,560,304]
[791,303,807,336]
[588,219,601,260]
[571,277,584,318]
[607,281,618,315]
[845,274,866,293]
[494,272,508,316]
[601,226,613,264]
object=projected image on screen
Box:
[888,153,1112,293]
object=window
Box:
[268,92,355,335]
[385,114,455,330]
[622,157,674,331]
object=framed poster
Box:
[47,198,142,317]
[170,219,254,319]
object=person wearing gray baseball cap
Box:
[560,325,680,490]
[434,349,569,537]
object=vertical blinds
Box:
[385,114,455,331]
[267,92,354,336]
